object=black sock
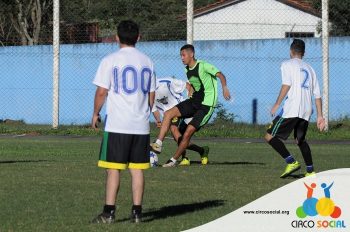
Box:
[268,137,291,159]
[298,141,313,167]
[103,205,115,215]
[187,144,204,155]
[132,205,142,214]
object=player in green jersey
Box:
[151,44,231,167]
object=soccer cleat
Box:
[91,213,115,224]
[150,142,162,154]
[280,161,301,178]
[162,159,178,167]
[179,157,190,166]
[130,210,142,223]
[200,146,210,165]
[305,171,316,177]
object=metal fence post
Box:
[322,0,329,131]
[52,0,60,128]
[187,0,194,45]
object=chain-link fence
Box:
[0,0,349,126]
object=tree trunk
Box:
[9,0,50,46]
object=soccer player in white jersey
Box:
[265,39,325,178]
[152,76,209,166]
[91,20,156,224]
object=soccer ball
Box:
[149,151,159,167]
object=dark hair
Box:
[117,20,139,46]
[290,39,305,55]
[180,44,195,53]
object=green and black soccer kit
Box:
[176,60,219,130]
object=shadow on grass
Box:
[116,200,225,223]
[0,160,49,164]
[284,174,305,179]
[190,161,265,166]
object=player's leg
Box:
[265,117,300,178]
[178,119,206,157]
[294,119,315,177]
[163,124,197,167]
[150,107,181,153]
[92,132,128,224]
[163,105,211,167]
[129,168,144,223]
[170,122,189,165]
[128,134,150,223]
[105,169,120,207]
[191,105,213,165]
[151,99,195,153]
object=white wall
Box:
[194,0,321,40]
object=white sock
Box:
[156,139,163,146]
[170,158,177,163]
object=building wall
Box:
[194,0,321,40]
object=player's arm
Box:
[312,69,325,131]
[315,97,325,131]
[271,85,290,116]
[153,110,162,128]
[216,72,231,100]
[92,86,108,129]
[149,91,155,110]
[186,82,193,97]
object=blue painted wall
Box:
[0,37,349,124]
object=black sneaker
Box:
[91,213,115,224]
[130,210,142,223]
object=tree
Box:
[312,0,350,36]
[0,6,15,46]
[212,102,236,124]
[1,0,52,45]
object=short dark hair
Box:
[117,20,139,46]
[290,39,305,55]
[180,44,195,53]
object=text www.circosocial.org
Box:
[243,210,290,215]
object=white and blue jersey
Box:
[93,47,156,134]
[152,77,191,123]
[279,58,321,121]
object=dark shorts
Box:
[176,99,214,130]
[98,132,150,170]
[266,116,309,141]
[171,117,188,135]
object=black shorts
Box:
[266,116,309,141]
[98,132,150,170]
[176,99,214,130]
[171,117,188,135]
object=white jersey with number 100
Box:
[93,47,156,134]
[280,58,321,121]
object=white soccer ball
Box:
[149,151,159,167]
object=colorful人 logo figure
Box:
[296,182,342,219]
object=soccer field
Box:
[0,136,349,231]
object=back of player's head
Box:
[117,20,139,46]
[290,39,305,55]
[180,44,195,54]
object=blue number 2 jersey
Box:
[280,58,321,121]
[93,47,156,134]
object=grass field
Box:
[0,135,350,232]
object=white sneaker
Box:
[162,159,177,167]
[150,142,162,154]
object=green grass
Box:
[1,117,350,139]
[0,136,349,231]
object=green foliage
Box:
[212,102,236,124]
[312,0,350,36]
